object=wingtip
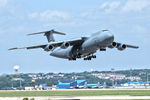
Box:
[8,48,18,50]
[27,34,31,36]
[62,33,66,35]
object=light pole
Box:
[147,72,149,84]
[32,80,35,90]
[111,68,115,88]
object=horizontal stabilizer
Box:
[27,29,66,42]
[27,29,66,36]
[8,47,26,50]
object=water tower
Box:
[13,65,20,74]
[90,68,94,72]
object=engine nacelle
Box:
[44,44,54,51]
[108,42,117,48]
[61,42,70,49]
[117,44,126,51]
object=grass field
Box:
[0,90,150,97]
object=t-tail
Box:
[27,29,66,42]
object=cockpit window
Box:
[91,29,109,36]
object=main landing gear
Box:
[68,58,76,61]
[83,55,96,60]
[68,54,96,61]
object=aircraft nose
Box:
[50,53,53,56]
[102,30,114,40]
[107,32,114,41]
[50,52,55,56]
[50,49,61,57]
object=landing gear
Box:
[83,55,96,60]
[93,55,96,58]
[68,58,76,61]
[84,57,90,60]
[72,58,76,60]
[76,53,82,58]
[100,48,106,51]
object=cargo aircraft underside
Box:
[9,29,139,61]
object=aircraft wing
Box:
[63,38,85,45]
[8,44,47,50]
[48,38,85,47]
[116,42,139,49]
[9,37,86,50]
[125,44,139,48]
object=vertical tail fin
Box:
[27,29,66,42]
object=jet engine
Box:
[61,42,70,49]
[44,44,54,51]
[108,42,117,48]
[117,44,126,51]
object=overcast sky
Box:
[0,0,150,74]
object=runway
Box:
[1,96,150,100]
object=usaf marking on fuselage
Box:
[9,29,139,60]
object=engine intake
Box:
[44,44,54,51]
[108,42,117,48]
[61,42,70,49]
[117,44,126,51]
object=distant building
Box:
[25,87,34,90]
[76,80,86,88]
[87,84,99,88]
[39,84,48,90]
[92,73,126,80]
[57,80,102,89]
[122,82,144,87]
[57,80,77,89]
[125,76,141,81]
[92,73,141,81]
[57,80,88,89]
[117,81,150,88]
[86,82,101,88]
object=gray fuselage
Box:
[50,30,114,59]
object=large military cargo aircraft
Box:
[9,29,139,60]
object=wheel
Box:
[88,57,91,60]
[72,58,76,60]
[93,55,96,58]
[100,49,106,51]
[77,56,81,58]
[84,58,87,60]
